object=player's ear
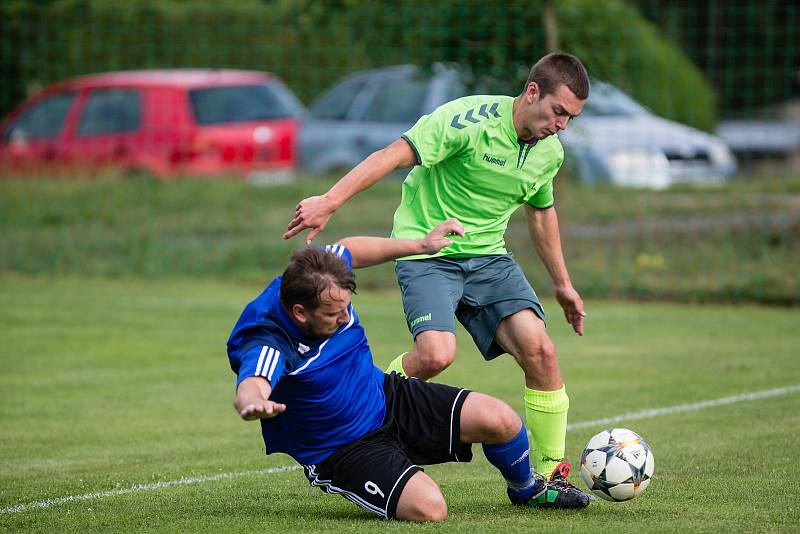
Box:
[527,82,540,102]
[290,303,308,324]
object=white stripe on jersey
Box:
[266,350,280,381]
[289,340,328,376]
[255,345,269,376]
[289,304,356,376]
[260,347,275,378]
[324,244,345,257]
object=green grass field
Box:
[2,176,798,303]
[1,275,799,532]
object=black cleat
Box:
[509,461,591,509]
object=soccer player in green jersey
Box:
[284,53,590,498]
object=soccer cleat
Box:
[508,461,591,509]
[549,460,573,482]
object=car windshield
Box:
[6,91,77,141]
[581,82,649,117]
[189,83,304,125]
[309,76,369,120]
[358,76,429,123]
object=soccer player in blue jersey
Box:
[227,219,589,521]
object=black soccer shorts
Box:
[302,372,473,519]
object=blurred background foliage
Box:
[0,0,798,305]
[4,0,796,130]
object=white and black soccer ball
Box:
[580,427,654,502]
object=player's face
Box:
[302,286,351,338]
[527,83,585,140]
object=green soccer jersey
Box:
[392,95,564,259]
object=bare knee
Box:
[520,338,559,375]
[460,393,522,444]
[400,495,447,522]
[493,401,523,442]
[395,473,448,522]
[412,332,456,378]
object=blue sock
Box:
[482,424,538,499]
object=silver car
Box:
[299,65,466,175]
[561,80,736,188]
[299,65,736,188]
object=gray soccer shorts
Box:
[395,254,546,360]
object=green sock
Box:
[385,353,407,376]
[524,385,569,477]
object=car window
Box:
[359,77,428,123]
[582,82,648,117]
[6,92,76,142]
[189,83,303,125]
[309,77,368,120]
[77,89,141,136]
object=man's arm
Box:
[284,139,417,243]
[234,376,286,421]
[524,204,586,336]
[338,218,464,268]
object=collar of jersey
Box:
[500,96,526,145]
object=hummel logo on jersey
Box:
[450,102,500,129]
[483,153,507,167]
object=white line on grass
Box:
[3,384,799,514]
[1,465,301,514]
[566,383,800,431]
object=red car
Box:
[0,69,305,181]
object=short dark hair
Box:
[524,52,589,100]
[280,247,357,311]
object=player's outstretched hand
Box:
[554,283,586,336]
[240,400,287,421]
[284,195,336,244]
[419,218,465,254]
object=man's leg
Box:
[495,309,569,478]
[459,391,589,509]
[389,259,462,379]
[460,392,536,492]
[387,330,457,379]
[395,472,448,521]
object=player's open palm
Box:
[240,400,287,421]
[421,218,465,254]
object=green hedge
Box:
[1,0,717,130]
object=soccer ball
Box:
[580,428,654,502]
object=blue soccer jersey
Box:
[226,244,387,465]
